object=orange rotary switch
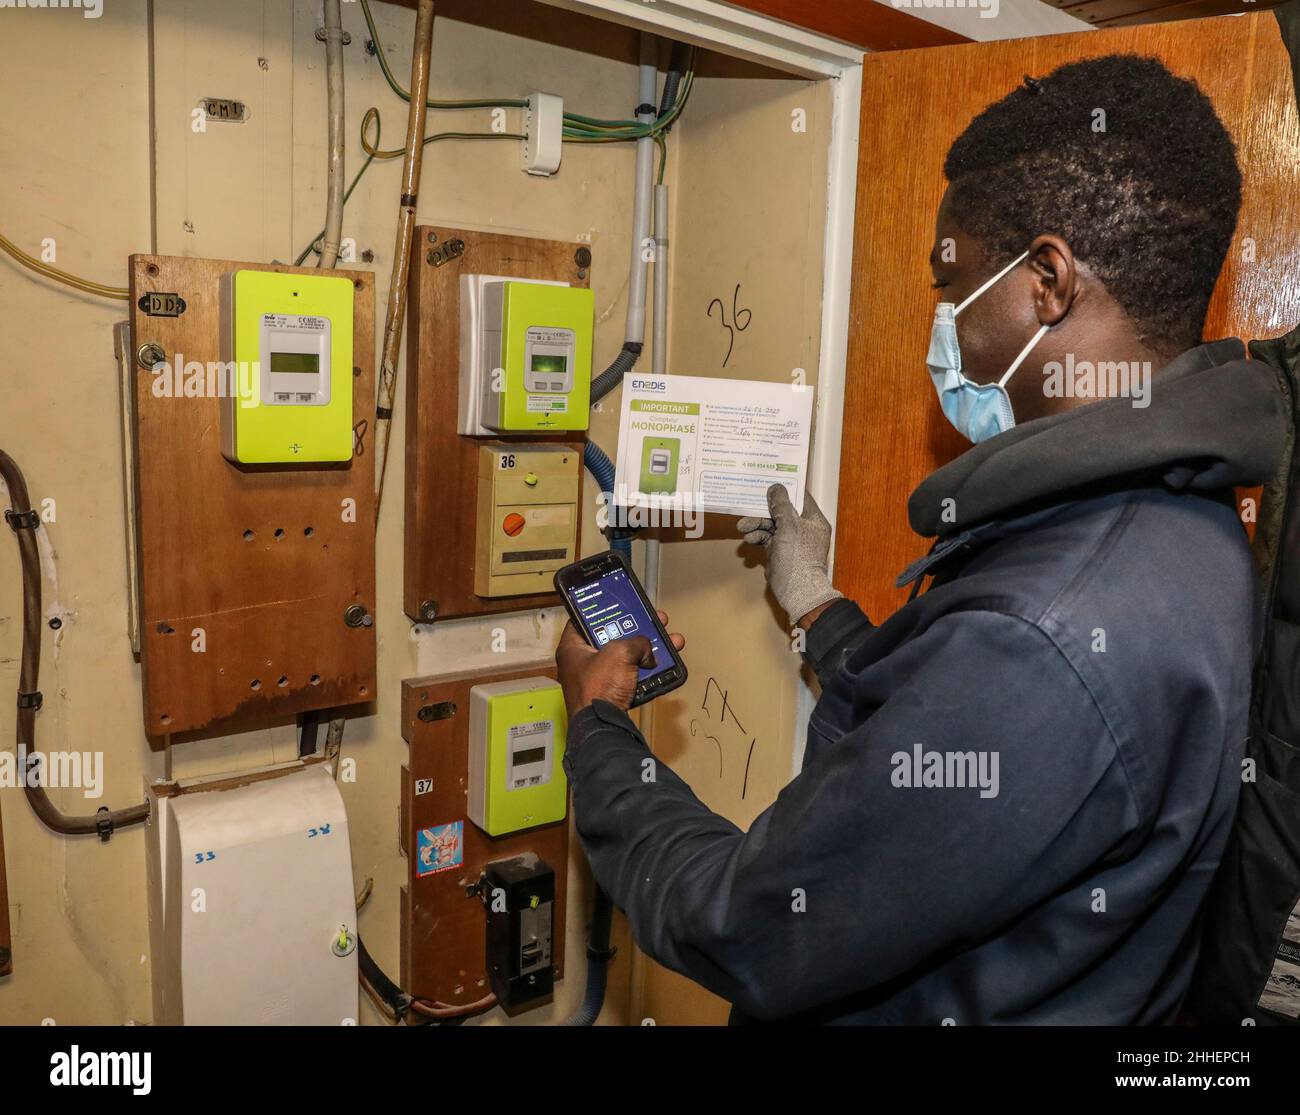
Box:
[502,512,526,537]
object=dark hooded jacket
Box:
[563,339,1286,1024]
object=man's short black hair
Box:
[943,54,1241,353]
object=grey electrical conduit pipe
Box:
[587,40,658,405]
[318,0,347,270]
[588,41,686,407]
[0,449,149,838]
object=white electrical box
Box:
[458,272,570,435]
[149,765,358,1025]
[522,92,564,176]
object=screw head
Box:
[48,617,62,631]
[343,604,368,628]
[575,247,593,268]
[137,342,166,370]
[418,600,439,622]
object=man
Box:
[556,54,1285,1023]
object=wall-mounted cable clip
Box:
[95,806,115,843]
[4,508,38,532]
[586,941,618,963]
[17,690,42,711]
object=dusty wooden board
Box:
[128,255,377,744]
[399,666,568,1008]
[403,226,588,622]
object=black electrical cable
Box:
[658,42,691,121]
[0,449,149,839]
[357,933,499,1025]
[357,934,413,1020]
[298,708,320,759]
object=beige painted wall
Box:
[0,0,834,1026]
[636,67,831,1025]
[0,0,157,1025]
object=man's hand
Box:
[556,611,687,716]
[737,485,842,626]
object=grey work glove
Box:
[737,485,842,625]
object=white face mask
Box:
[926,250,1050,443]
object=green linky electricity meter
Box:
[467,678,568,837]
[220,269,355,464]
[479,281,594,432]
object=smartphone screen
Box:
[566,566,675,683]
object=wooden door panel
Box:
[835,13,1300,622]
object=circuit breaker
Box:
[219,268,355,464]
[481,854,556,1010]
[467,677,567,836]
[462,278,594,434]
[475,444,580,597]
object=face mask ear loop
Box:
[953,250,1030,316]
[998,323,1050,388]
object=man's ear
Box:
[1028,234,1079,327]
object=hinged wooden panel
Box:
[403,227,588,622]
[835,14,1300,622]
[399,666,568,1008]
[128,255,377,743]
[1041,0,1286,30]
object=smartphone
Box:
[554,551,688,707]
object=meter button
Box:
[524,472,539,487]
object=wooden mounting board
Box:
[399,666,569,1007]
[403,226,588,622]
[128,255,377,745]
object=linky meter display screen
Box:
[270,351,320,376]
[569,568,673,682]
[531,354,568,375]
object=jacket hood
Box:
[909,339,1287,540]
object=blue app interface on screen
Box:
[570,568,672,682]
